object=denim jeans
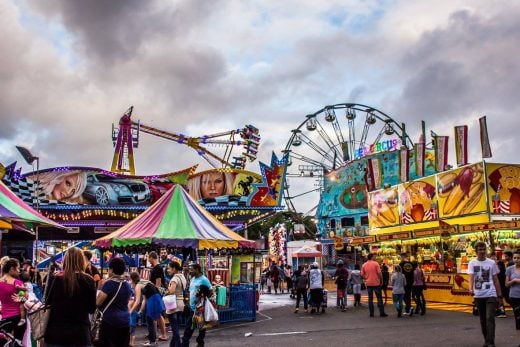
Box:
[475,297,498,345]
[392,293,404,312]
[366,286,385,316]
[168,312,182,347]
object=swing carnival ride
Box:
[111,106,261,175]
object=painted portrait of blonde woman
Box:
[27,170,88,203]
[188,171,235,200]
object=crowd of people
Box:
[0,248,215,347]
[262,245,520,347]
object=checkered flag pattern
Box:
[2,176,62,206]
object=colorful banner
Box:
[4,159,285,209]
[454,125,468,166]
[434,136,449,172]
[399,147,410,182]
[479,116,492,158]
[368,187,399,228]
[399,176,438,224]
[487,163,520,214]
[367,158,383,190]
[414,143,425,177]
[437,162,486,218]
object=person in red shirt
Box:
[361,253,388,318]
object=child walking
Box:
[349,264,363,307]
[391,265,406,318]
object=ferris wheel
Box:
[283,103,414,214]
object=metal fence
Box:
[178,284,257,326]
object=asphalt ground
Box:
[137,292,518,347]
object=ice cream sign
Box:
[355,139,399,159]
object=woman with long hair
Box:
[28,170,88,203]
[44,247,97,346]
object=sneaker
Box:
[380,313,388,317]
[142,342,157,346]
[496,307,507,318]
[294,308,299,313]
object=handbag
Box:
[28,303,51,341]
[91,280,123,344]
[28,268,56,341]
[163,294,177,311]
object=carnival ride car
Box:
[83,173,151,205]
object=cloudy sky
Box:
[1,0,519,213]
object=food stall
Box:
[368,162,520,305]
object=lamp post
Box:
[15,146,40,263]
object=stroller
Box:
[307,289,328,313]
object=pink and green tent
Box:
[0,180,66,230]
[93,184,256,250]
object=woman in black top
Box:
[96,257,132,347]
[44,247,97,347]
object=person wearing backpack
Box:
[334,260,349,311]
[293,265,309,313]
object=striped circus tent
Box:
[0,180,66,231]
[94,184,256,250]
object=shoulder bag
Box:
[163,275,180,311]
[28,267,55,341]
[91,280,124,344]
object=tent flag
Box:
[0,180,66,229]
[454,125,468,166]
[93,184,256,250]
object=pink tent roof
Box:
[292,245,321,257]
[0,180,67,230]
[94,184,256,250]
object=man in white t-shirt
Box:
[468,241,502,347]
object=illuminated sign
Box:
[377,232,411,241]
[461,221,520,232]
[356,139,399,159]
[349,236,376,245]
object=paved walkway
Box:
[139,292,516,346]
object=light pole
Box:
[15,146,40,263]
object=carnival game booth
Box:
[94,184,258,323]
[367,161,520,305]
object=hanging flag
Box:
[454,125,468,166]
[414,143,425,177]
[479,116,492,158]
[399,147,410,182]
[367,158,382,190]
[434,136,449,172]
